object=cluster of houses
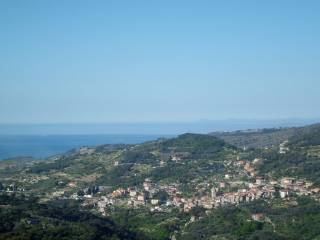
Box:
[62,155,320,216]
[79,173,318,217]
[79,179,182,215]
[3,150,320,219]
[0,183,24,193]
[146,160,317,213]
[235,158,319,199]
[183,178,277,212]
[279,177,320,198]
[279,141,290,154]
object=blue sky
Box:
[1,0,319,124]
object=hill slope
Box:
[1,126,320,240]
[210,123,320,149]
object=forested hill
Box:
[0,194,148,240]
[289,123,320,147]
[210,123,320,149]
[248,123,320,184]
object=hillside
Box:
[1,127,320,239]
[6,134,233,192]
[0,133,236,239]
[210,123,320,149]
[0,194,147,240]
[253,123,320,184]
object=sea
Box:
[0,134,172,160]
[0,119,317,160]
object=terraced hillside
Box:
[211,123,320,149]
[1,126,320,240]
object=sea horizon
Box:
[1,119,320,160]
[0,134,174,160]
[0,118,319,135]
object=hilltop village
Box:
[1,126,320,240]
[1,139,320,220]
[73,155,320,217]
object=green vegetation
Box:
[179,197,320,240]
[1,124,320,239]
[211,124,320,149]
[27,157,75,174]
[110,207,189,240]
[0,194,147,240]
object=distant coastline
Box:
[1,119,319,160]
[0,119,319,135]
[0,134,173,160]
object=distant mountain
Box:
[289,123,320,147]
[1,119,318,135]
[210,123,320,149]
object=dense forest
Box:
[0,194,147,240]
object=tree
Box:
[154,190,169,203]
[77,190,85,196]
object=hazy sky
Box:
[1,0,319,124]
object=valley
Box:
[1,125,320,239]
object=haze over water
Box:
[0,134,172,160]
[1,118,319,160]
